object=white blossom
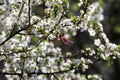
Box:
[99,44,105,51]
[3,16,16,27]
[100,54,105,60]
[57,0,63,4]
[45,1,54,8]
[88,28,96,36]
[94,39,101,46]
[106,42,117,50]
[78,0,83,7]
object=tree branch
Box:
[28,0,31,30]
[0,19,40,46]
[0,68,73,76]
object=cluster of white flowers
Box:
[59,18,74,32]
[88,74,102,80]
[0,0,120,80]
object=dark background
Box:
[75,0,120,80]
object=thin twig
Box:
[20,54,26,80]
[28,0,31,29]
[53,74,59,80]
[17,0,24,20]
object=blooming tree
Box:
[0,0,119,80]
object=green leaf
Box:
[97,48,102,53]
[55,58,61,66]
[61,76,65,80]
[63,0,69,3]
[30,36,40,45]
[0,9,4,15]
[116,45,120,51]
[53,3,59,17]
[22,47,27,52]
[38,27,45,33]
[71,16,78,22]
[98,0,104,6]
[84,0,88,4]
